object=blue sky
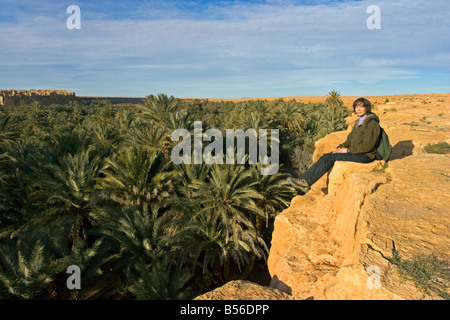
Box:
[0,0,449,98]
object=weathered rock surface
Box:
[268,93,450,300]
[194,280,291,300]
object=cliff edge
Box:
[268,93,450,300]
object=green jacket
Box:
[338,113,381,160]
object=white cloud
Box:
[0,0,449,97]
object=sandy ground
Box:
[203,93,450,109]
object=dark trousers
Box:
[301,152,372,186]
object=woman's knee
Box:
[319,152,332,160]
[319,152,336,167]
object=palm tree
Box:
[97,146,179,206]
[0,240,53,299]
[273,99,305,135]
[250,164,297,230]
[0,152,27,238]
[162,109,195,132]
[86,101,116,127]
[176,164,268,281]
[0,114,18,148]
[0,227,67,299]
[22,101,46,135]
[332,101,351,132]
[0,141,53,239]
[241,112,267,133]
[139,94,180,124]
[90,124,121,158]
[115,109,135,135]
[128,259,193,300]
[101,202,169,267]
[205,164,264,236]
[315,108,335,139]
[66,238,110,299]
[325,90,343,130]
[28,147,106,246]
[174,162,211,199]
[49,129,92,159]
[126,123,168,151]
[100,202,189,298]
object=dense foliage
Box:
[0,93,349,299]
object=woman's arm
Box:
[337,124,355,149]
[332,147,349,153]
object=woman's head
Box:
[353,97,372,116]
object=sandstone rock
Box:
[194,280,291,300]
[327,160,385,195]
[268,94,450,300]
[268,164,390,299]
[323,264,403,300]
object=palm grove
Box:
[0,92,349,299]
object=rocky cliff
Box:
[196,93,450,300]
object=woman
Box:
[288,97,381,194]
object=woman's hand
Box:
[332,148,349,154]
